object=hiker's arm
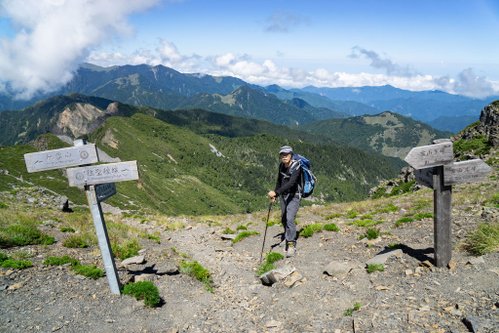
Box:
[275,165,301,195]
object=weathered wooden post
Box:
[24,140,139,295]
[405,140,454,267]
[406,139,492,267]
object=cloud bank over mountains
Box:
[0,0,497,100]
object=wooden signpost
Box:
[24,140,139,295]
[405,139,492,267]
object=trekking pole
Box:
[259,201,273,264]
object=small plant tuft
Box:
[44,255,79,266]
[60,226,76,233]
[1,258,33,269]
[0,224,55,248]
[222,227,235,234]
[63,235,90,248]
[366,263,385,273]
[344,302,362,316]
[123,281,161,307]
[232,231,259,244]
[463,222,499,256]
[395,216,414,227]
[257,251,284,276]
[72,264,105,279]
[112,239,141,260]
[323,223,340,232]
[300,223,323,238]
[179,260,214,292]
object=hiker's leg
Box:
[285,195,300,243]
[280,197,287,241]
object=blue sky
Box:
[1,0,499,99]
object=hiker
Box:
[267,145,302,257]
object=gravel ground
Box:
[1,182,498,333]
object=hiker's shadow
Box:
[379,244,434,265]
[270,229,303,249]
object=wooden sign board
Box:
[415,167,435,189]
[95,183,117,202]
[444,159,492,186]
[67,161,138,187]
[24,144,98,173]
[404,142,454,170]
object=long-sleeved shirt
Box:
[274,160,302,197]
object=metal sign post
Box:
[24,140,139,295]
[85,185,121,294]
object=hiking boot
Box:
[285,242,296,258]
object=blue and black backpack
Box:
[293,153,316,198]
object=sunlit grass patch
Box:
[112,239,141,260]
[63,234,93,248]
[257,251,284,276]
[395,216,414,227]
[366,263,384,273]
[344,302,362,316]
[0,223,55,248]
[123,281,161,307]
[350,219,383,228]
[323,223,340,232]
[463,222,499,256]
[232,230,259,244]
[179,260,214,292]
[359,228,381,240]
[299,223,323,238]
[72,263,105,279]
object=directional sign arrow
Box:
[444,159,492,186]
[24,144,98,173]
[67,161,138,187]
[95,183,117,202]
[404,142,454,170]
[415,167,435,189]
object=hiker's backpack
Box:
[293,154,316,198]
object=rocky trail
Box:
[1,179,498,333]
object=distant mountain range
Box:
[0,94,404,215]
[0,63,496,133]
[301,111,451,159]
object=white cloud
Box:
[0,0,159,99]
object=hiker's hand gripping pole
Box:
[259,201,273,264]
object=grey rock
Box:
[121,255,145,266]
[155,262,179,275]
[323,261,356,277]
[221,234,237,241]
[134,274,156,282]
[260,266,295,286]
[466,256,485,265]
[366,249,403,265]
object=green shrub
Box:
[454,136,492,156]
[344,302,362,316]
[486,193,499,208]
[300,223,323,238]
[366,264,385,273]
[324,223,340,232]
[413,212,433,220]
[0,251,8,262]
[464,223,499,256]
[44,255,79,266]
[179,260,214,292]
[257,251,284,276]
[72,264,105,279]
[0,224,55,248]
[0,202,8,209]
[232,231,259,244]
[325,213,342,220]
[222,227,235,234]
[359,228,380,240]
[123,281,161,307]
[1,259,33,269]
[351,219,382,228]
[63,235,90,248]
[112,239,141,260]
[375,203,398,213]
[346,210,359,219]
[395,216,414,227]
[236,225,248,231]
[60,226,76,233]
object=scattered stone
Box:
[405,269,413,276]
[0,285,8,291]
[283,271,303,288]
[155,262,179,275]
[447,259,457,271]
[265,320,281,328]
[134,274,156,282]
[7,282,23,290]
[415,267,424,275]
[375,285,390,291]
[260,266,295,286]
[323,261,356,278]
[366,249,403,266]
[121,255,145,266]
[220,234,237,241]
[420,260,433,268]
[466,256,485,265]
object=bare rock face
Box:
[456,101,499,148]
[55,102,120,139]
